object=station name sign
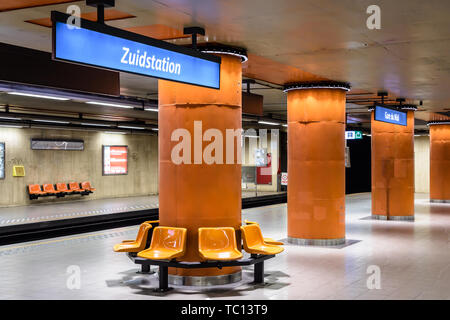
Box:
[51,11,221,89]
[374,105,407,126]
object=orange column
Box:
[158,53,243,281]
[429,123,450,203]
[371,109,415,220]
[286,83,348,246]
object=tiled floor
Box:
[0,191,282,226]
[0,192,449,300]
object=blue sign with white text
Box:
[374,106,407,126]
[53,20,221,89]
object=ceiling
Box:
[0,0,449,126]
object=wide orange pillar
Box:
[158,53,243,283]
[371,108,415,220]
[429,122,450,203]
[286,83,349,246]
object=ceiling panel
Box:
[25,9,136,27]
[125,24,190,40]
[0,0,77,12]
[0,0,449,121]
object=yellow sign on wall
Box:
[13,165,25,177]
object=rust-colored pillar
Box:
[158,52,244,284]
[286,82,349,246]
[429,122,450,203]
[371,108,415,220]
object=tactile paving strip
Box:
[0,227,138,256]
[0,203,158,226]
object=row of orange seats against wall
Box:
[28,182,96,199]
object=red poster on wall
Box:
[257,153,272,184]
[103,145,128,175]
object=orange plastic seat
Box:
[68,182,83,192]
[198,227,243,261]
[56,183,71,193]
[143,220,160,225]
[244,219,284,245]
[137,227,187,261]
[241,224,284,255]
[81,181,96,192]
[28,184,47,195]
[42,184,58,195]
[114,223,152,253]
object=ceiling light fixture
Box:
[7,92,69,101]
[427,121,450,126]
[258,120,281,126]
[144,108,159,112]
[0,124,24,128]
[283,81,351,93]
[81,122,112,127]
[86,101,135,109]
[117,125,146,130]
[0,116,22,120]
[201,50,248,62]
[199,46,248,63]
[32,119,70,124]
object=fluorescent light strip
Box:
[144,108,159,112]
[258,120,281,126]
[0,124,24,128]
[118,125,145,130]
[105,131,126,135]
[32,119,70,124]
[7,92,69,101]
[151,128,159,131]
[0,116,22,120]
[81,122,112,127]
[86,101,135,109]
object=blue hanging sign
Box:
[51,11,221,89]
[374,105,407,126]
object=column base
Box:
[430,199,450,204]
[287,237,346,246]
[372,215,415,221]
[168,271,242,287]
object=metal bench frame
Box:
[127,252,275,292]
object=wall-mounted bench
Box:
[28,181,96,200]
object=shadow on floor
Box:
[105,268,291,298]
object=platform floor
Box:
[0,193,449,300]
[0,191,282,226]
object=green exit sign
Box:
[345,131,363,140]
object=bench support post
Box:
[254,261,264,284]
[155,265,171,292]
[141,264,150,274]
